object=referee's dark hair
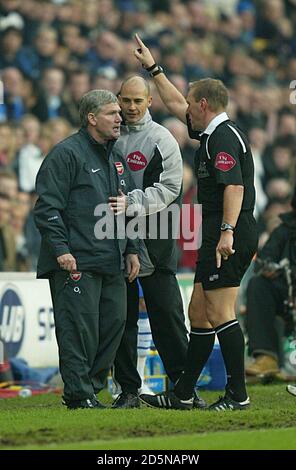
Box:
[189,78,228,112]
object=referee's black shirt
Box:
[194,113,255,214]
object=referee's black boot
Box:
[112,392,140,409]
[140,391,193,410]
[208,394,250,411]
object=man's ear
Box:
[200,97,207,111]
[87,113,96,126]
[148,96,152,107]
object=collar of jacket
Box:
[79,127,116,156]
[121,110,152,132]
[200,111,229,137]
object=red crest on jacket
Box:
[70,272,82,281]
[115,162,124,175]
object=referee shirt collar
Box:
[200,111,229,136]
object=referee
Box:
[135,35,258,411]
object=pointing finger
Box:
[135,33,144,47]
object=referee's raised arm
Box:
[134,34,187,124]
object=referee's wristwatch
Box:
[220,222,235,232]
[149,65,164,77]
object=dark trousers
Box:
[49,271,126,401]
[246,275,286,359]
[114,270,188,393]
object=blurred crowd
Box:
[0,0,296,272]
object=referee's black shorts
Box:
[194,211,258,290]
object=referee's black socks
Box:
[174,327,215,400]
[216,319,247,402]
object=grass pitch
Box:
[0,384,296,450]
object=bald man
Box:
[109,76,205,409]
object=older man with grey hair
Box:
[34,89,140,409]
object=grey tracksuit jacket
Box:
[114,111,183,273]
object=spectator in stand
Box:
[32,67,65,122]
[88,30,123,76]
[1,67,27,121]
[10,197,31,270]
[22,190,40,271]
[162,117,188,153]
[162,117,198,170]
[30,26,59,79]
[248,127,268,218]
[0,191,16,271]
[246,188,296,377]
[255,0,293,55]
[46,117,72,145]
[92,72,119,96]
[0,25,36,79]
[263,140,293,186]
[265,179,292,205]
[277,110,296,138]
[0,123,15,168]
[15,114,43,193]
[0,170,18,200]
[61,70,91,127]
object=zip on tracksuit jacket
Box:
[114,111,183,273]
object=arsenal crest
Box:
[70,272,82,281]
[115,162,124,175]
